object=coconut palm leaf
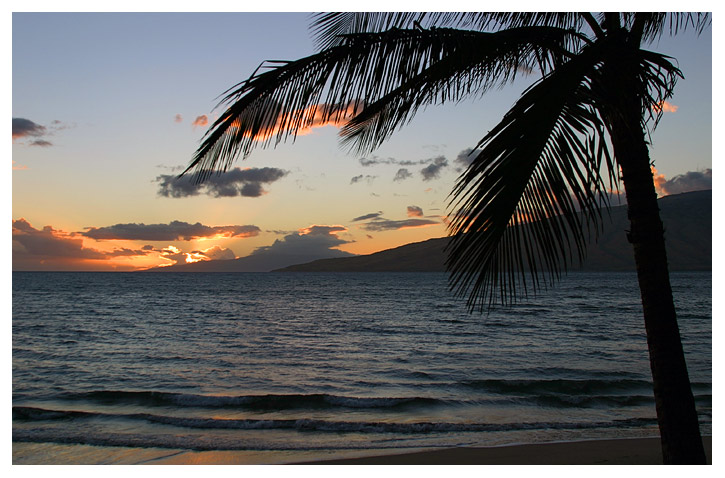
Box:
[188,26,577,180]
[446,42,615,310]
[339,26,581,153]
[310,12,587,49]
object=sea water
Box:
[12,271,711,464]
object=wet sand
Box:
[13,436,712,465]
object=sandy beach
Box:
[294,436,713,465]
[16,436,709,465]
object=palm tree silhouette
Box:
[184,13,710,464]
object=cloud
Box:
[12,118,47,139]
[359,217,440,232]
[652,167,667,195]
[192,115,209,127]
[360,156,437,167]
[420,156,448,181]
[350,174,376,185]
[655,168,712,196]
[81,220,261,241]
[237,100,362,141]
[12,218,151,270]
[156,167,288,198]
[12,118,73,147]
[157,244,236,265]
[393,168,412,182]
[192,245,236,261]
[250,224,353,259]
[407,205,424,217]
[174,114,183,123]
[653,101,679,113]
[12,161,28,170]
[454,147,478,171]
[352,211,384,222]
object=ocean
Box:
[12,271,711,464]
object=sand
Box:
[12,436,712,465]
[293,437,713,465]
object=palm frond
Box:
[187,26,579,181]
[627,12,711,43]
[339,26,581,153]
[187,28,485,180]
[446,43,615,311]
[310,12,586,50]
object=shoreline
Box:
[13,436,712,465]
[292,436,713,465]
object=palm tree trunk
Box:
[608,105,706,464]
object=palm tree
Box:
[184,13,710,464]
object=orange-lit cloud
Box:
[298,224,348,236]
[651,166,667,196]
[12,118,46,140]
[407,206,424,217]
[156,244,236,265]
[231,101,362,142]
[12,118,71,146]
[653,101,679,113]
[12,161,28,170]
[652,168,712,196]
[12,218,152,271]
[192,115,209,127]
[174,114,183,123]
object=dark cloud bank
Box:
[149,225,354,272]
[660,169,711,196]
[12,218,150,270]
[82,221,260,241]
[157,167,288,198]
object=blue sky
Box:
[10,9,715,271]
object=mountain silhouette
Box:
[276,190,711,273]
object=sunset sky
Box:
[11,11,713,271]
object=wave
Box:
[44,383,712,412]
[459,378,655,395]
[56,390,444,410]
[13,405,661,450]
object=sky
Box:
[10,9,714,271]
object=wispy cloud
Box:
[453,147,478,172]
[351,211,384,222]
[350,174,376,185]
[420,156,448,181]
[407,205,424,217]
[81,220,260,241]
[12,118,72,147]
[156,167,288,198]
[393,168,412,182]
[359,217,439,232]
[192,115,209,127]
